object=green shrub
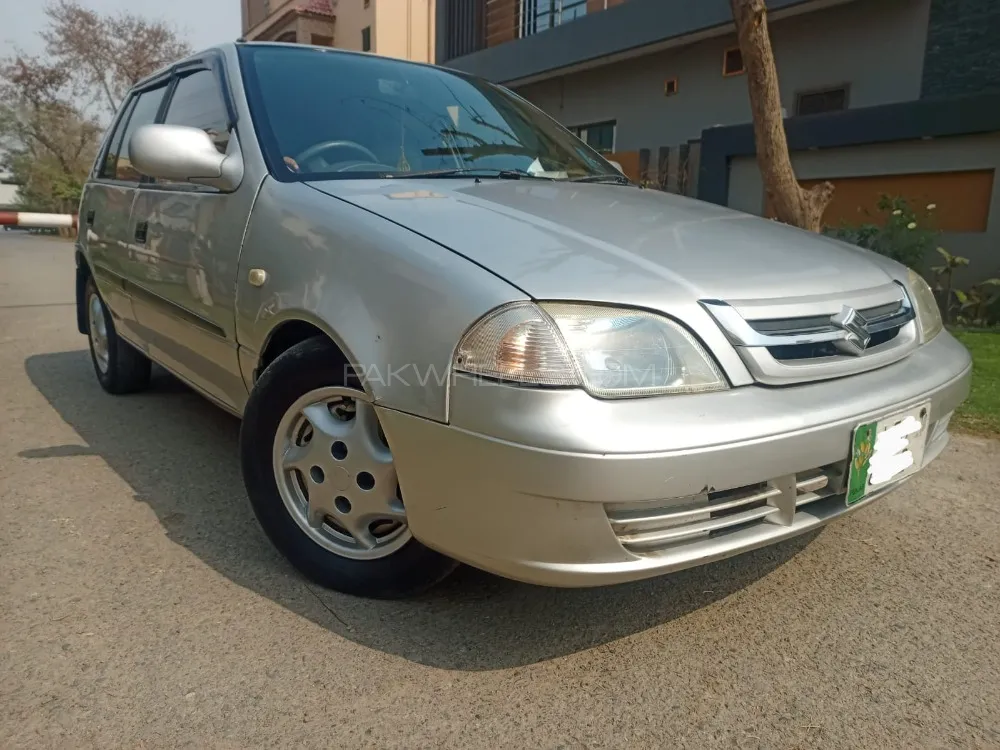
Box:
[954,278,1000,328]
[823,194,939,270]
[824,195,999,328]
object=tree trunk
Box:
[730,0,833,232]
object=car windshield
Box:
[238,44,621,181]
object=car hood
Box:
[306,178,895,307]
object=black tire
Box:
[240,337,458,599]
[84,275,151,395]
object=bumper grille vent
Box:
[607,469,840,554]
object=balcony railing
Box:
[445,0,622,60]
[246,0,337,40]
[519,0,589,38]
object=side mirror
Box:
[129,124,243,191]
[607,159,623,173]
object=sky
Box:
[0,0,241,59]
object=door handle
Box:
[134,221,148,244]
[85,209,95,226]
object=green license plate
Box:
[846,402,930,506]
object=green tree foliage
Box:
[0,2,190,215]
[0,57,99,213]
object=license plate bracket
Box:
[846,402,931,506]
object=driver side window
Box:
[164,69,231,156]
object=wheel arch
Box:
[254,314,368,396]
[75,249,92,335]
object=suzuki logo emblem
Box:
[831,305,871,356]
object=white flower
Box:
[927,203,937,210]
[892,209,903,216]
[907,222,917,230]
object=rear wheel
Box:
[240,337,458,598]
[85,275,151,394]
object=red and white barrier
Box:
[0,211,78,229]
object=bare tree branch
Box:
[42,0,191,116]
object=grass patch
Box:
[951,329,1000,438]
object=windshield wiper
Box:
[389,167,554,180]
[568,174,631,185]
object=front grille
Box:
[747,300,903,336]
[700,282,920,385]
[767,327,900,360]
[754,300,907,362]
[607,468,840,554]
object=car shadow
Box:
[25,350,819,671]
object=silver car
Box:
[76,42,971,599]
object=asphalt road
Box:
[2,232,998,749]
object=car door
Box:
[126,57,253,412]
[79,83,169,346]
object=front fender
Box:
[234,181,525,423]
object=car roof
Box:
[130,40,492,97]
[129,42,236,92]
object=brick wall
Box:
[586,0,626,13]
[922,0,1000,98]
[485,0,518,48]
[245,0,269,31]
[297,16,336,44]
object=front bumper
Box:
[377,331,972,587]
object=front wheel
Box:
[239,337,458,598]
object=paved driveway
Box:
[2,233,998,749]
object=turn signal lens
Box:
[907,269,943,342]
[454,302,580,386]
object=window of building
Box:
[111,84,168,181]
[361,26,371,51]
[163,69,231,155]
[570,120,616,153]
[723,46,745,77]
[520,0,588,37]
[664,77,679,96]
[795,86,850,116]
[311,34,333,46]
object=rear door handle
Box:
[134,221,148,244]
[85,209,95,226]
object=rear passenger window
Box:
[164,69,231,155]
[98,97,137,178]
[114,85,168,181]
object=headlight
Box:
[907,269,943,342]
[454,302,727,398]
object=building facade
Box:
[242,0,436,63]
[437,0,1000,283]
[439,0,1000,153]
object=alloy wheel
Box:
[271,386,410,560]
[88,292,110,374]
